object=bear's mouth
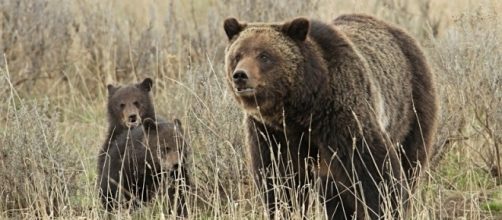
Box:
[235,87,256,96]
[125,121,141,128]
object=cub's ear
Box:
[173,118,186,139]
[173,118,183,131]
[224,17,246,40]
[107,84,118,97]
[281,17,310,41]
[138,78,153,92]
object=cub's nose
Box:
[232,70,248,84]
[128,114,138,123]
[170,163,181,179]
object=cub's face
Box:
[147,119,187,179]
[107,78,154,129]
[223,18,310,119]
[124,119,188,180]
[155,119,187,174]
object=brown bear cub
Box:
[224,14,438,219]
[97,78,190,216]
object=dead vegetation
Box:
[0,0,501,219]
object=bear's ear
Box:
[138,78,153,92]
[107,84,117,96]
[281,17,310,41]
[224,17,245,40]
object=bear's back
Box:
[330,14,416,141]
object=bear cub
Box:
[97,78,190,216]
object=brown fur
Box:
[97,78,190,216]
[103,78,155,138]
[224,14,438,220]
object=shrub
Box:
[0,98,81,218]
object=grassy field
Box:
[1,0,501,219]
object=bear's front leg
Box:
[246,116,281,219]
[98,147,124,211]
[246,117,312,219]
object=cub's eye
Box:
[161,147,171,154]
[119,103,125,108]
[258,53,271,63]
[133,101,140,107]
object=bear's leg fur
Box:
[247,117,312,219]
[167,166,191,217]
[388,27,438,186]
[98,149,124,211]
[401,86,437,187]
[400,117,430,187]
[320,127,406,219]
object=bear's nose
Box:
[128,114,137,123]
[232,70,248,84]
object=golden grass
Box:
[1,0,501,219]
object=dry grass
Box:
[0,0,501,219]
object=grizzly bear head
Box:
[224,17,320,125]
[106,78,155,129]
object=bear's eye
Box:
[234,54,241,62]
[133,101,140,107]
[119,103,125,108]
[258,53,271,63]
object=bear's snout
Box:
[128,114,138,123]
[232,69,256,96]
[232,69,248,84]
[124,112,141,128]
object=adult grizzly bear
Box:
[223,14,438,219]
[97,78,190,216]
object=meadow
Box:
[1,0,501,219]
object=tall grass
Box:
[0,0,501,219]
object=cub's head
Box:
[223,17,310,120]
[106,78,155,129]
[155,119,187,175]
[149,119,189,180]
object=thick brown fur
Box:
[224,14,438,220]
[97,78,190,216]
